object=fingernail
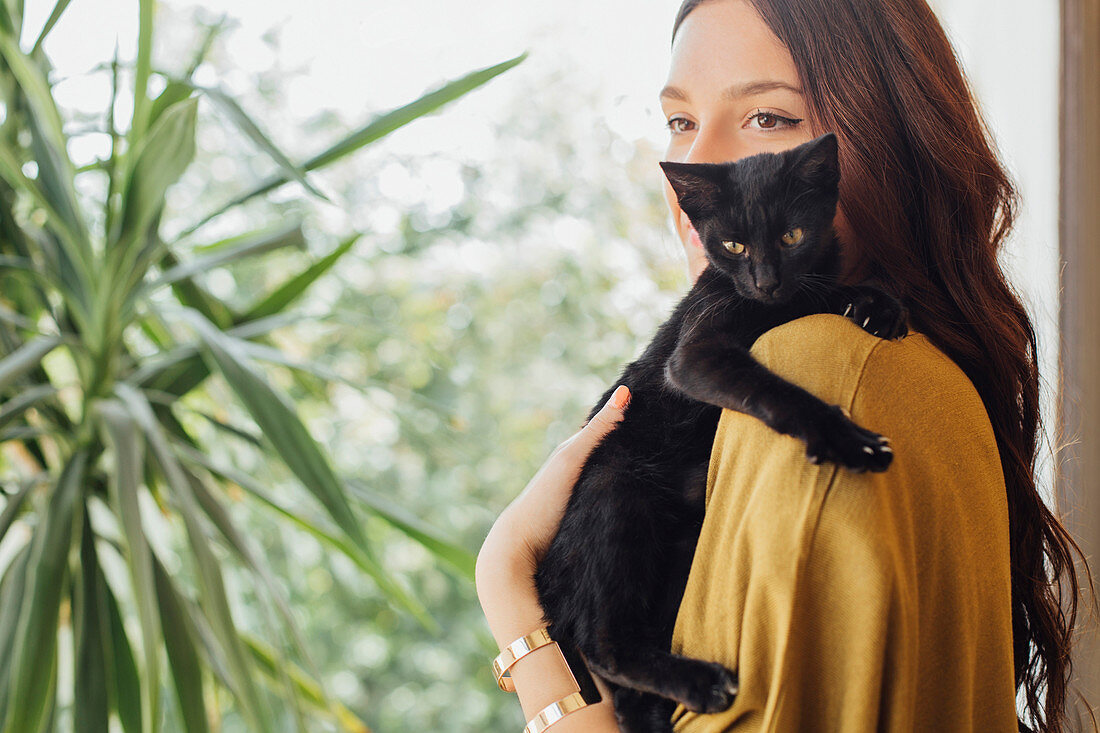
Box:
[610,384,631,409]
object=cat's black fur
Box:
[532,134,909,732]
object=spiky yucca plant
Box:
[0,1,524,730]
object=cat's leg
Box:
[664,335,893,472]
[555,503,739,715]
[583,643,739,715]
[612,686,678,733]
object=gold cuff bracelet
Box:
[492,626,554,692]
[523,691,589,733]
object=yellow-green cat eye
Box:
[722,240,746,255]
[781,228,804,246]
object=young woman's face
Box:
[660,0,851,284]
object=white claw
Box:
[862,316,871,328]
[862,446,874,454]
[882,446,893,453]
[843,303,852,317]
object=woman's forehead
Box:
[664,0,799,99]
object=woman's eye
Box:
[749,111,803,131]
[665,117,695,134]
[666,111,802,135]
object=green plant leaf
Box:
[113,382,275,733]
[0,384,59,431]
[151,554,209,733]
[181,14,229,81]
[0,254,34,271]
[129,309,309,391]
[29,0,74,56]
[0,2,14,35]
[161,245,238,331]
[183,467,323,687]
[0,544,31,726]
[239,232,361,323]
[177,308,369,551]
[0,301,45,332]
[146,219,306,292]
[0,140,93,315]
[94,398,161,733]
[177,309,436,628]
[172,441,437,633]
[110,96,199,282]
[148,79,195,131]
[128,0,154,144]
[347,479,476,580]
[0,475,37,544]
[182,81,330,202]
[178,51,528,237]
[142,393,263,447]
[0,32,93,291]
[0,33,73,185]
[102,572,144,733]
[0,334,62,393]
[74,506,111,733]
[2,449,88,733]
[241,632,371,733]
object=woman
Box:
[475,0,1094,731]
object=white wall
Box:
[927,0,1061,503]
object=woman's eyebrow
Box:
[659,80,803,102]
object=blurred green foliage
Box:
[152,7,691,731]
[0,2,691,730]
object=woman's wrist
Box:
[476,553,620,729]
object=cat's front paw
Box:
[842,288,909,340]
[674,661,739,714]
[804,405,893,473]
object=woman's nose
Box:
[683,125,747,166]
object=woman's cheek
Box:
[661,179,686,246]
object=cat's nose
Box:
[755,275,780,296]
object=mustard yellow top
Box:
[669,313,1018,732]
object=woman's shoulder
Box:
[726,311,1008,561]
[748,312,994,444]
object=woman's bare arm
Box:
[476,386,632,731]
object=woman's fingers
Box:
[479,385,633,581]
[591,384,632,427]
[562,385,631,456]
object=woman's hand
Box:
[476,384,631,591]
[475,385,631,729]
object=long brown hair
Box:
[671,1,1096,730]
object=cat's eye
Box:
[781,228,804,246]
[722,240,746,255]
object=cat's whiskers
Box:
[689,285,745,327]
[795,273,835,308]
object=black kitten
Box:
[532,133,908,732]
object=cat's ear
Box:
[791,133,840,190]
[659,161,728,220]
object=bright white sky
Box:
[20,0,1061,496]
[22,0,679,162]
